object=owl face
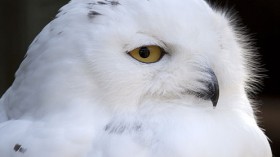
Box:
[50,0,249,107]
[47,0,250,110]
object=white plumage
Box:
[0,0,272,156]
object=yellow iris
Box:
[128,46,165,63]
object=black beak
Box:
[207,69,219,107]
[188,69,219,108]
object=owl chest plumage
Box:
[89,107,270,157]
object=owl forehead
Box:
[77,0,223,49]
[104,0,217,28]
[67,0,219,29]
[60,0,224,36]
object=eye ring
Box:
[128,45,165,63]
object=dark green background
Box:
[0,0,279,156]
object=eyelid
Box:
[123,32,168,54]
[126,43,168,54]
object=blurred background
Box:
[0,0,279,156]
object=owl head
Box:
[8,0,258,117]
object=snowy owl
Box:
[0,0,272,156]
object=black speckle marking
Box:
[109,1,120,5]
[34,38,39,44]
[14,144,21,152]
[105,124,126,134]
[104,122,142,134]
[97,1,107,5]
[88,11,102,19]
[14,144,27,153]
[105,0,120,5]
[87,1,120,9]
[57,31,63,35]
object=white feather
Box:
[0,0,271,156]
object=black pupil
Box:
[139,47,150,58]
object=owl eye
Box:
[128,46,165,63]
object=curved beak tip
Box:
[211,71,219,109]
